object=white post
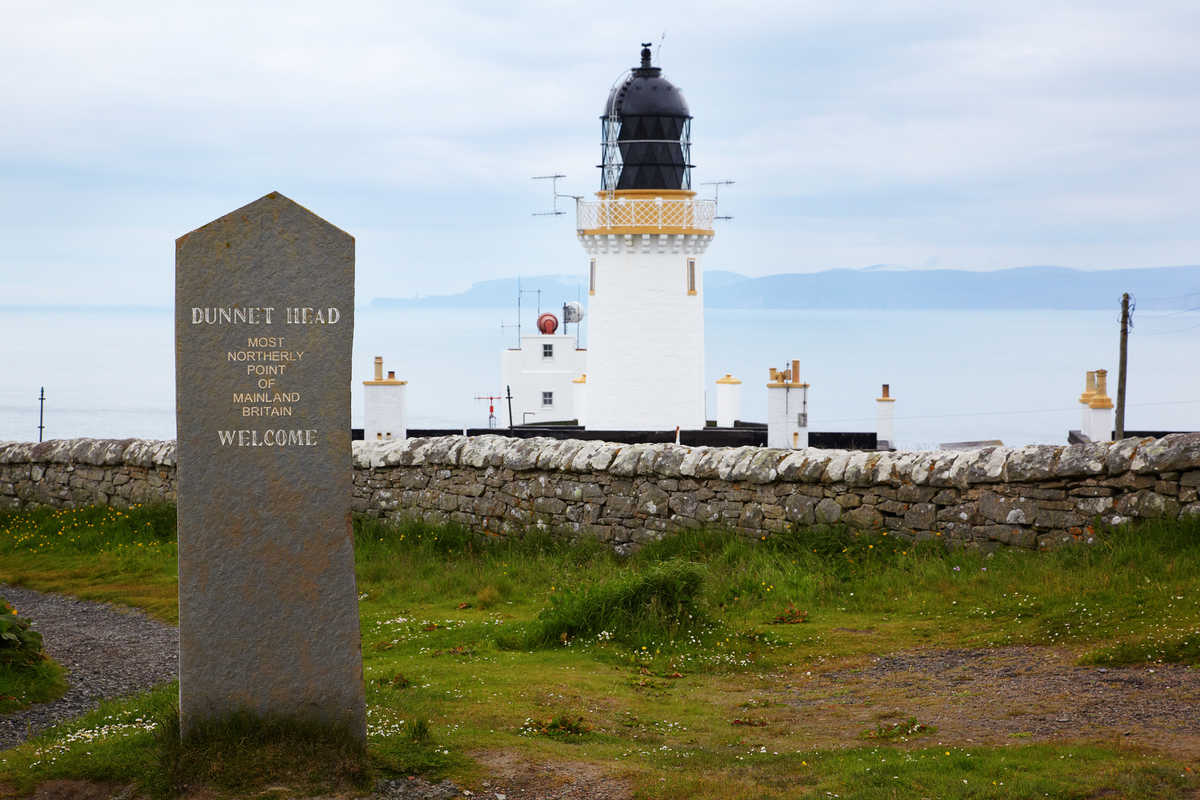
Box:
[876,383,896,450]
[715,374,742,428]
[766,359,808,449]
[363,356,408,442]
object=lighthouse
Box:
[576,45,715,430]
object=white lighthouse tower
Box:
[576,45,715,430]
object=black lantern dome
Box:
[600,45,694,191]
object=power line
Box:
[1139,319,1200,336]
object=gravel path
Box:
[0,584,177,750]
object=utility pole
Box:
[37,387,45,443]
[1116,292,1130,440]
[505,385,514,429]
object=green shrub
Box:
[0,599,47,667]
[509,559,708,649]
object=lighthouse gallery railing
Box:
[576,196,716,233]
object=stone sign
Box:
[175,192,365,739]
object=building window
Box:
[543,343,554,359]
[589,259,596,295]
[687,258,696,295]
[542,391,554,406]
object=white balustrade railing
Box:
[576,196,716,232]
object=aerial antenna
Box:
[702,180,736,221]
[499,276,545,346]
[531,174,581,216]
[655,31,666,62]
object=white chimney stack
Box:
[715,373,742,428]
[766,359,808,449]
[1082,368,1113,442]
[363,356,408,442]
[876,383,896,450]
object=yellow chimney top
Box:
[1088,369,1113,409]
[1079,370,1097,405]
[716,373,742,385]
[877,383,896,402]
[766,359,809,389]
[363,356,407,386]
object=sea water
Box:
[1,306,1196,450]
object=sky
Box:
[2,0,1198,306]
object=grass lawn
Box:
[1,504,1199,798]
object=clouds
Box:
[1,0,1197,303]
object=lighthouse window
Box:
[542,391,554,406]
[589,259,596,295]
[687,259,696,295]
[543,343,554,359]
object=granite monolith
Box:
[174,191,365,740]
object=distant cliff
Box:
[371,266,1200,310]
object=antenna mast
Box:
[531,174,581,217]
[702,180,736,220]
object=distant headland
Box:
[371,265,1200,311]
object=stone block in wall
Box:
[1103,472,1157,490]
[717,447,757,482]
[800,453,831,482]
[501,438,542,472]
[1017,487,1067,501]
[1037,530,1078,549]
[1069,485,1112,497]
[655,446,688,478]
[1054,442,1108,478]
[1180,503,1200,518]
[1007,445,1061,482]
[844,505,882,530]
[668,493,699,518]
[931,488,959,505]
[1140,433,1200,474]
[1181,487,1198,504]
[608,443,649,477]
[1106,437,1155,476]
[897,484,937,503]
[904,503,936,529]
[738,505,764,529]
[745,450,784,484]
[762,503,784,520]
[1034,506,1085,529]
[1155,480,1178,497]
[1181,470,1200,487]
[536,440,578,471]
[605,494,635,515]
[687,448,722,480]
[776,451,808,481]
[870,453,899,485]
[635,487,669,517]
[814,497,843,524]
[532,497,566,515]
[976,524,1036,549]
[835,493,860,509]
[876,499,906,516]
[931,450,973,488]
[1114,490,1169,519]
[1074,496,1114,515]
[783,493,817,524]
[822,451,851,483]
[938,504,977,525]
[843,452,878,487]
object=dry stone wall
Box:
[3,435,1200,551]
